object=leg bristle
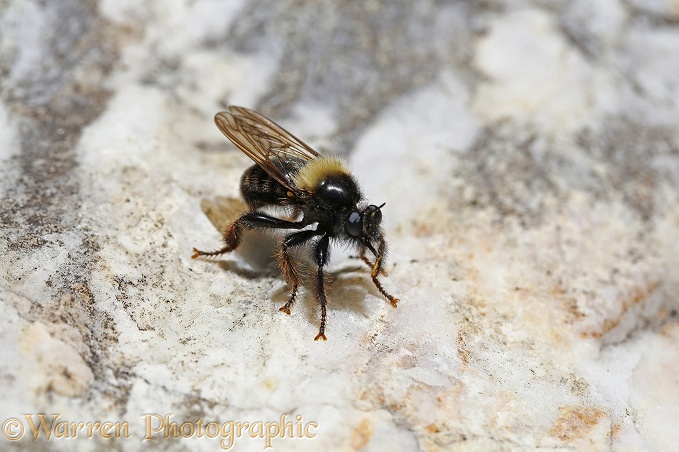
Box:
[277,240,305,315]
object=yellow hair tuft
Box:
[293,156,350,191]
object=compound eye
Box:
[346,211,363,237]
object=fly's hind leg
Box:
[192,215,245,258]
[277,229,320,314]
[192,212,307,259]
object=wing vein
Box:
[214,106,320,193]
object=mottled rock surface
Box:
[1,1,678,451]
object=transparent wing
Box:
[214,106,320,192]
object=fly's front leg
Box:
[277,229,320,314]
[314,234,330,341]
[365,238,399,308]
[192,212,307,258]
[358,247,387,276]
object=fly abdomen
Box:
[240,164,292,208]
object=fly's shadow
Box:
[268,260,382,321]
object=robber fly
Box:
[192,106,398,340]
